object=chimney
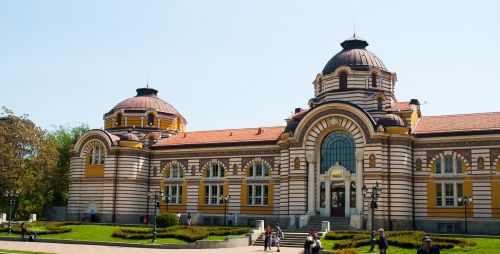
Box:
[256,127,263,135]
[229,131,233,136]
[182,133,187,138]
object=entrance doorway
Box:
[330,184,345,217]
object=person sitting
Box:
[417,236,440,254]
[304,233,314,254]
[28,231,37,242]
[311,237,323,254]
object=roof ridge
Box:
[421,112,500,118]
[181,126,286,134]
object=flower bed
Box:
[324,230,475,250]
[112,225,249,243]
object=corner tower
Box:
[311,36,398,121]
[103,87,187,143]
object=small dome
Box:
[377,114,405,127]
[322,36,387,75]
[120,131,140,141]
[110,87,179,116]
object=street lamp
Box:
[458,196,473,234]
[148,188,163,242]
[3,189,19,235]
[219,194,231,226]
[165,196,171,213]
[362,182,382,253]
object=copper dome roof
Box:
[110,87,179,115]
[322,36,387,75]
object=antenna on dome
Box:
[353,17,356,37]
[146,72,149,87]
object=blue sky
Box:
[1,0,499,131]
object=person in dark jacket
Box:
[21,222,28,241]
[377,228,389,254]
[417,236,440,254]
[264,225,272,251]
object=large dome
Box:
[110,87,179,115]
[322,36,387,75]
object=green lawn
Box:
[0,249,53,254]
[1,225,189,245]
[323,237,500,254]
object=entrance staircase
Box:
[253,217,351,248]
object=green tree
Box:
[50,124,89,206]
[0,107,59,219]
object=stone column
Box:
[306,152,316,215]
[345,176,351,217]
[355,150,364,214]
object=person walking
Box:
[21,222,27,241]
[187,213,192,226]
[228,213,234,226]
[417,236,440,254]
[264,225,272,252]
[377,228,389,254]
[274,222,282,252]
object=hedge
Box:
[325,230,475,250]
[11,221,82,235]
[112,225,250,242]
[156,212,179,228]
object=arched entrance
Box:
[320,164,351,217]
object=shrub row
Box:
[112,225,249,242]
[334,248,361,254]
[326,230,474,250]
[11,221,81,235]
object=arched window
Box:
[247,161,270,177]
[320,131,356,174]
[318,77,323,93]
[191,165,196,176]
[116,113,122,127]
[294,157,300,170]
[369,154,376,168]
[153,166,158,177]
[372,73,377,88]
[89,146,104,165]
[377,98,383,111]
[433,155,465,174]
[339,71,348,90]
[169,163,184,178]
[205,163,225,178]
[232,164,238,176]
[147,113,155,127]
[416,159,422,171]
[477,157,484,170]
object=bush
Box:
[325,230,475,251]
[11,221,81,235]
[156,212,179,228]
[112,225,250,242]
[334,249,361,254]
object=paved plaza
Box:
[0,241,304,254]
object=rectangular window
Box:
[436,183,442,207]
[256,163,262,176]
[205,185,223,205]
[436,160,442,174]
[167,185,182,204]
[457,183,463,205]
[445,183,454,206]
[445,156,454,173]
[247,184,269,206]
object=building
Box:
[67,36,500,233]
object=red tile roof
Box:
[153,126,285,147]
[413,112,500,135]
[388,102,415,112]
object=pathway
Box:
[0,241,304,254]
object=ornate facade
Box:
[68,36,500,233]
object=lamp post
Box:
[458,196,473,234]
[165,196,171,213]
[3,189,19,235]
[148,188,163,242]
[362,182,382,253]
[219,194,231,226]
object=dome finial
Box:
[146,72,149,88]
[353,17,356,37]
